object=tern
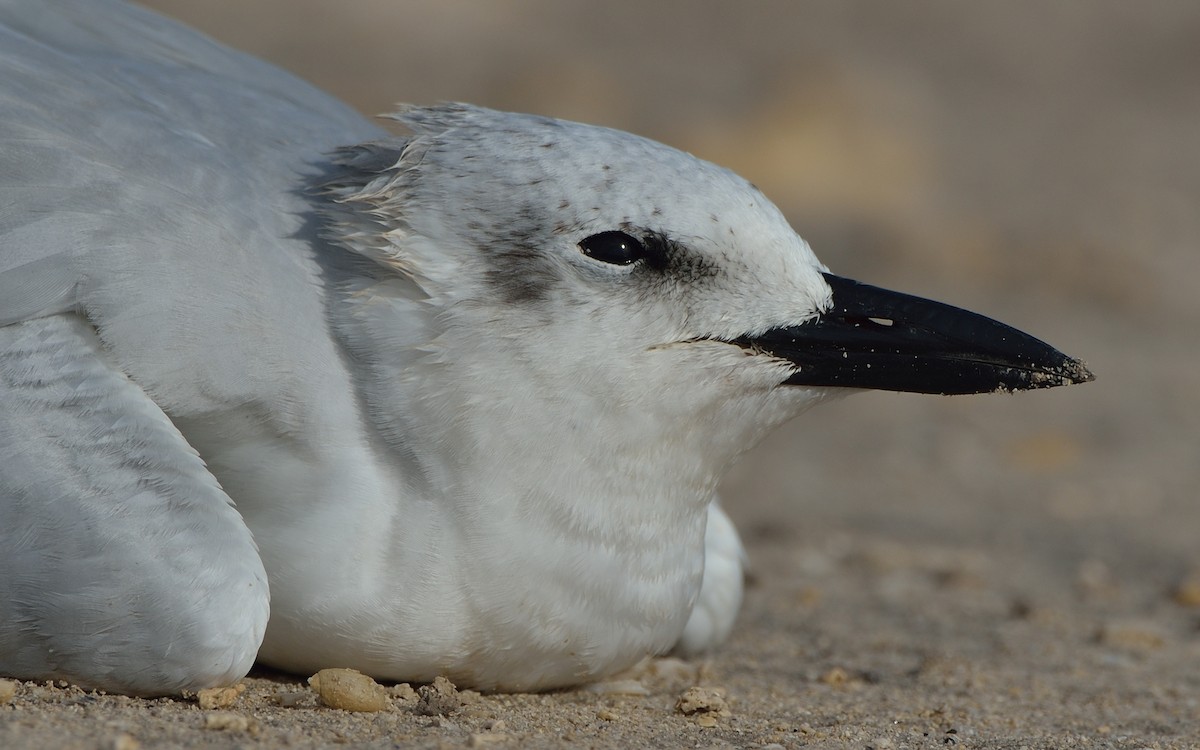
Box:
[0,0,1093,696]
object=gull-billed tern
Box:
[0,0,1093,696]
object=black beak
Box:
[738,273,1095,395]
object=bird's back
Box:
[0,0,384,417]
[0,2,403,693]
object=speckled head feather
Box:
[320,103,833,342]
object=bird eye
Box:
[578,231,645,266]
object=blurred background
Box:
[140,0,1198,664]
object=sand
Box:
[2,2,1197,747]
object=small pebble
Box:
[111,733,140,750]
[459,688,481,704]
[820,667,850,686]
[675,685,730,727]
[272,690,308,708]
[389,683,419,702]
[196,683,245,710]
[203,712,254,732]
[694,713,719,728]
[308,668,391,712]
[416,676,461,716]
[0,679,18,704]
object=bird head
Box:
[319,103,1092,490]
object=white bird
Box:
[0,0,1093,696]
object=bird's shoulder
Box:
[0,0,383,325]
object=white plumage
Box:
[0,0,1090,696]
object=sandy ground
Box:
[3,2,1198,748]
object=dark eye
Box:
[578,231,645,266]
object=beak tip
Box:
[1013,355,1094,393]
[1064,357,1096,386]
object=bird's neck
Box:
[223,277,749,688]
[239,371,716,688]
